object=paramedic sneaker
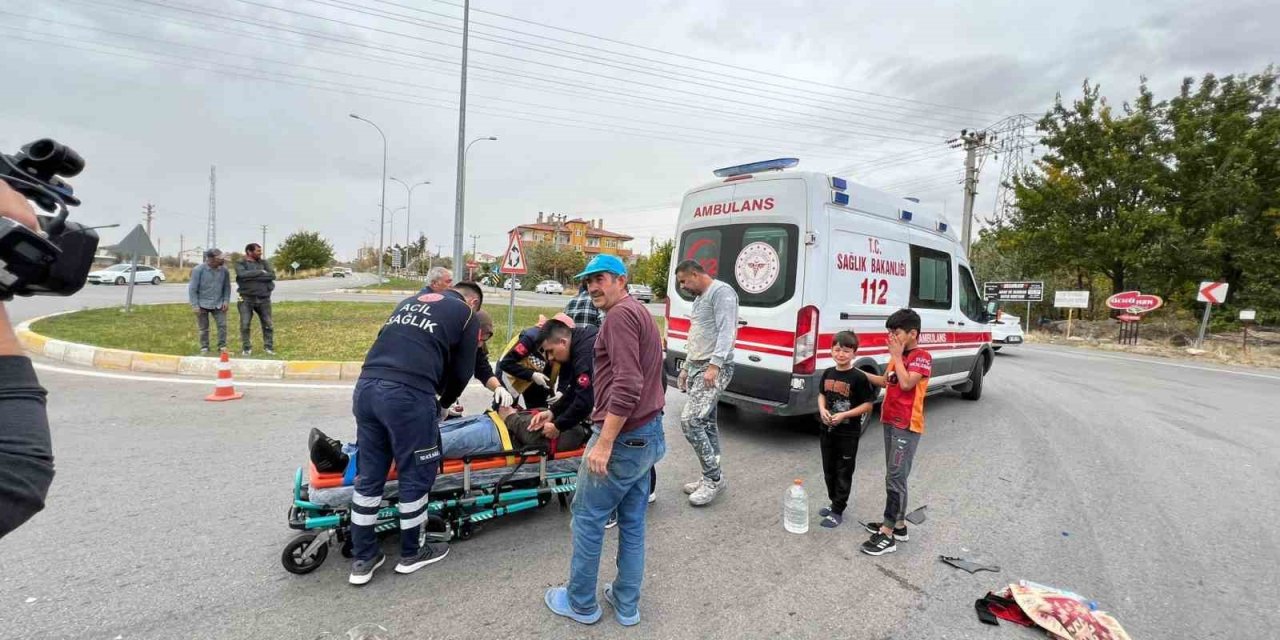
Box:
[860,532,897,556]
[682,478,704,495]
[688,476,724,506]
[395,542,450,574]
[348,552,386,586]
[861,521,909,541]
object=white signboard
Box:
[1054,290,1090,309]
[1240,309,1256,322]
[290,261,301,270]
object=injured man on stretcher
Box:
[308,405,589,476]
[439,404,589,459]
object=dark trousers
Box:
[238,297,273,351]
[195,308,227,350]
[882,425,920,527]
[819,426,860,515]
[350,379,441,562]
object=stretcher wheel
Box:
[281,533,329,574]
[457,522,476,541]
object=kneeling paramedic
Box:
[348,285,478,586]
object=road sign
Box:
[1197,281,1229,304]
[1240,309,1256,322]
[500,232,527,275]
[1117,314,1142,322]
[290,261,300,270]
[984,281,1044,302]
[1054,291,1089,308]
[1105,291,1163,315]
[391,248,402,269]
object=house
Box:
[512,212,633,259]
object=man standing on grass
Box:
[544,254,666,628]
[235,243,276,356]
[188,248,231,355]
[673,259,739,507]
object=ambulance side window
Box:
[676,224,797,307]
[910,245,951,310]
[958,265,985,322]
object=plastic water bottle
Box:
[783,478,809,534]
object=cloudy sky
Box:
[3,0,1274,261]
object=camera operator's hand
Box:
[0,181,39,232]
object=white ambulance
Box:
[663,158,995,419]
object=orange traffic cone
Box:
[205,350,244,402]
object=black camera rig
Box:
[0,139,99,301]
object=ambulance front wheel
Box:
[282,533,330,574]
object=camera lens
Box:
[24,139,84,178]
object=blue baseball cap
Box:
[575,254,628,280]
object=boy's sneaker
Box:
[348,552,385,586]
[819,505,833,517]
[395,542,449,574]
[820,513,843,528]
[605,512,618,529]
[688,476,725,506]
[860,532,897,556]
[648,491,657,504]
[861,521,909,541]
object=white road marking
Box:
[33,362,487,390]
[1022,345,1280,381]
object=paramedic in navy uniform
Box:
[347,283,479,586]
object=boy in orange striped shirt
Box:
[861,308,931,556]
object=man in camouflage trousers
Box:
[674,260,739,507]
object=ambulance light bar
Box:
[713,158,799,178]
[829,176,848,191]
[832,192,851,206]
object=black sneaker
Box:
[860,532,897,556]
[820,513,843,528]
[349,552,385,586]
[818,505,833,517]
[861,521,909,541]
[395,542,449,574]
[605,512,618,529]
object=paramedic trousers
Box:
[680,361,733,482]
[820,424,860,515]
[882,424,920,528]
[568,414,666,619]
[350,379,441,563]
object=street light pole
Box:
[350,113,388,282]
[390,177,430,249]
[452,0,472,283]
[455,135,497,274]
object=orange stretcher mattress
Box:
[308,447,586,489]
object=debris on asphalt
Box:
[940,555,1001,574]
[975,582,1131,639]
[904,505,927,525]
[24,597,37,604]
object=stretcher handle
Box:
[458,445,550,464]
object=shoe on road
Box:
[395,542,449,574]
[605,512,618,529]
[861,521,909,541]
[819,505,833,517]
[349,552,385,586]
[544,586,602,625]
[603,582,640,627]
[683,478,703,495]
[648,491,657,504]
[688,476,725,506]
[860,532,897,556]
[820,513,843,528]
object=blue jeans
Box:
[438,413,503,459]
[567,413,666,617]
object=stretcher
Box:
[281,424,585,575]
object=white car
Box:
[502,278,522,290]
[535,280,564,294]
[987,305,1025,350]
[627,284,653,303]
[87,264,166,285]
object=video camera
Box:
[0,139,99,301]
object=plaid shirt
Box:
[564,290,605,328]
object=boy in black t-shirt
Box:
[816,331,876,528]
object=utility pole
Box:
[179,234,184,268]
[260,224,268,255]
[452,0,472,279]
[206,166,217,251]
[470,234,479,280]
[951,130,989,256]
[142,203,155,266]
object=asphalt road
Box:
[2,345,1277,639]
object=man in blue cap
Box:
[542,254,667,628]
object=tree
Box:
[647,239,674,299]
[524,241,587,284]
[272,230,335,271]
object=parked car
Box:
[987,303,1025,351]
[331,268,347,277]
[502,278,522,290]
[627,284,653,302]
[535,280,564,294]
[87,264,166,285]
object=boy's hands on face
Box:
[887,332,904,359]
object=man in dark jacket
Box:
[528,318,598,440]
[234,243,276,355]
[497,325,555,409]
[348,284,478,586]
